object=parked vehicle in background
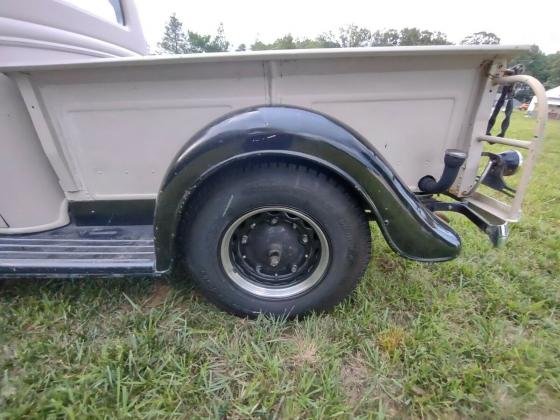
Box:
[527,86,560,120]
[0,0,548,317]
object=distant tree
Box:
[513,50,559,102]
[252,34,297,50]
[461,31,500,45]
[546,52,560,87]
[249,26,451,51]
[335,25,374,47]
[316,25,374,47]
[510,45,549,83]
[209,23,230,52]
[250,40,264,50]
[236,43,247,52]
[158,14,189,54]
[159,15,230,54]
[251,34,336,50]
[251,38,280,50]
[509,45,551,101]
[186,23,230,53]
[371,29,400,46]
[398,28,450,46]
[327,27,450,47]
[185,32,213,53]
[367,28,451,47]
[297,36,339,49]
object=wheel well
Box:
[182,156,374,222]
[173,156,374,266]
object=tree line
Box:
[158,14,500,54]
[158,14,559,93]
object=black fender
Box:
[154,106,461,272]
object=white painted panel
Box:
[0,74,68,231]
[32,61,266,199]
[64,104,233,197]
[311,98,455,184]
[271,55,482,188]
[1,46,525,231]
[20,50,507,200]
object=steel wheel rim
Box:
[220,207,330,298]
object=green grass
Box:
[1,111,559,418]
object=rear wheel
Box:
[181,162,371,317]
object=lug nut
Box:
[250,222,256,229]
[270,217,278,225]
[291,264,298,273]
[241,235,248,244]
[301,234,308,244]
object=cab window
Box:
[61,0,125,25]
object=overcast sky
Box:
[134,0,559,54]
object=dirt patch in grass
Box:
[144,280,172,308]
[288,334,319,368]
[375,255,400,274]
[341,351,402,416]
[340,353,370,406]
[524,389,560,419]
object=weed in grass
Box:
[377,326,407,356]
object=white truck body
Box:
[0,0,548,316]
[0,46,540,232]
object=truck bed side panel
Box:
[14,52,497,201]
[0,74,67,232]
[22,61,266,201]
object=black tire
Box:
[181,161,371,317]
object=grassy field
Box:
[1,111,559,418]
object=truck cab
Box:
[0,0,148,64]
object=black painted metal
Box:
[480,151,519,197]
[486,65,523,138]
[418,149,467,194]
[0,224,155,277]
[230,209,321,286]
[70,200,155,226]
[422,199,490,233]
[421,198,507,247]
[155,106,461,272]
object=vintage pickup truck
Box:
[0,0,548,316]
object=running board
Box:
[0,224,156,277]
